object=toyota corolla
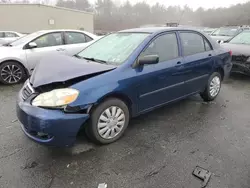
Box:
[16,27,232,147]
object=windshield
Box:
[229,31,250,44]
[8,31,45,46]
[77,32,150,65]
[211,28,238,36]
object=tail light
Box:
[229,50,232,56]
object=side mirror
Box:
[138,55,159,66]
[28,42,37,49]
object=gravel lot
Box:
[0,74,250,188]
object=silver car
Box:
[0,29,99,84]
[0,31,25,45]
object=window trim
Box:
[133,31,181,68]
[179,31,213,57]
[23,31,64,49]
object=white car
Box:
[0,29,100,85]
[0,31,24,45]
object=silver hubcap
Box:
[97,106,125,140]
[1,65,22,83]
[209,76,221,97]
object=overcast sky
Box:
[28,0,250,10]
[88,0,250,10]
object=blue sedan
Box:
[16,27,232,147]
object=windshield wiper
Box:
[82,57,108,64]
[74,54,83,59]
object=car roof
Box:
[37,29,97,38]
[119,27,201,33]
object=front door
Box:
[135,32,190,112]
[25,32,66,71]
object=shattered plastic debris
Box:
[98,183,107,188]
[192,166,212,188]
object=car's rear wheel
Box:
[0,61,26,85]
[86,98,130,144]
[200,72,222,101]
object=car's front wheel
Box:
[0,61,26,85]
[200,72,222,101]
[87,98,130,144]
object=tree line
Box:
[55,0,250,31]
[2,0,250,31]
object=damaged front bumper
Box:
[16,91,90,147]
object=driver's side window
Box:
[140,33,179,63]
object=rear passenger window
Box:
[85,35,93,42]
[141,33,179,62]
[180,32,206,56]
[204,39,212,51]
[65,32,87,44]
[0,32,4,38]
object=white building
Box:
[0,4,94,33]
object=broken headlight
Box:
[32,88,79,108]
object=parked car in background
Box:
[0,29,99,85]
[0,31,24,45]
[16,27,232,147]
[203,28,217,35]
[221,30,250,76]
[210,25,250,43]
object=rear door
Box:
[25,32,66,71]
[63,31,94,55]
[179,31,214,94]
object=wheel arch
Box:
[215,67,224,81]
[95,92,134,117]
[0,59,29,77]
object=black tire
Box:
[0,61,26,85]
[200,72,222,102]
[86,98,130,145]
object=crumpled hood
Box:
[30,55,116,88]
[210,35,232,42]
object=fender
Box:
[70,81,137,116]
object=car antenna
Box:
[177,4,187,26]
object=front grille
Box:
[22,81,35,100]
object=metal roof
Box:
[120,27,200,33]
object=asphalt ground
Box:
[0,74,250,188]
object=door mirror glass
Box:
[138,55,159,66]
[28,42,37,49]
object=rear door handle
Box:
[208,54,212,57]
[175,61,183,68]
[56,48,65,51]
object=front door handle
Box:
[208,54,212,57]
[176,61,182,65]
